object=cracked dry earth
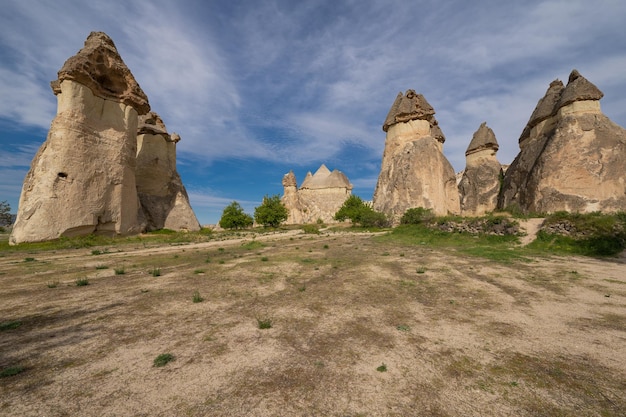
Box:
[0,231,625,416]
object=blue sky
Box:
[1,0,625,225]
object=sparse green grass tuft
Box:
[194,269,205,274]
[114,266,125,275]
[47,280,60,288]
[153,353,175,367]
[0,365,26,378]
[24,257,35,262]
[376,363,387,372]
[192,290,204,303]
[149,267,161,277]
[95,264,108,270]
[416,266,426,274]
[257,317,273,329]
[261,256,269,262]
[0,320,22,331]
[75,278,89,286]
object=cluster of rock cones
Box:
[372,70,626,223]
[10,32,200,245]
[10,31,626,243]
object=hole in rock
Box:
[58,172,68,178]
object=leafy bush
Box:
[360,209,390,228]
[401,207,435,225]
[219,201,253,230]
[254,195,288,228]
[335,195,388,227]
[302,224,320,234]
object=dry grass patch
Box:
[0,231,624,416]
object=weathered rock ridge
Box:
[10,32,199,244]
[499,69,626,213]
[282,164,353,224]
[373,90,460,222]
[458,122,503,216]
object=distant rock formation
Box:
[373,90,460,222]
[281,164,353,224]
[499,69,626,213]
[10,32,199,244]
[458,122,503,216]
[136,112,200,231]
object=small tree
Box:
[254,195,288,228]
[334,195,368,223]
[0,200,12,226]
[219,201,253,230]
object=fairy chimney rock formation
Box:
[499,69,626,213]
[458,122,502,215]
[9,32,200,244]
[281,164,353,224]
[136,112,200,231]
[373,90,460,222]
[10,32,149,244]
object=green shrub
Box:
[114,266,125,275]
[401,207,435,225]
[75,278,89,286]
[149,267,161,277]
[302,224,320,234]
[335,195,388,227]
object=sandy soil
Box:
[1,230,624,416]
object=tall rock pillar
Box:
[372,90,460,223]
[458,122,502,216]
[10,32,150,244]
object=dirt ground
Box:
[1,230,625,416]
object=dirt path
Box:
[518,217,545,245]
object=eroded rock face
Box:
[373,90,460,222]
[10,32,148,244]
[281,164,353,224]
[52,32,150,114]
[458,122,503,216]
[11,90,144,244]
[499,70,626,213]
[136,112,200,231]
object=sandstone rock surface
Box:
[499,70,626,213]
[52,32,150,115]
[11,32,199,244]
[373,90,460,222]
[458,122,503,216]
[136,112,200,231]
[281,164,353,224]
